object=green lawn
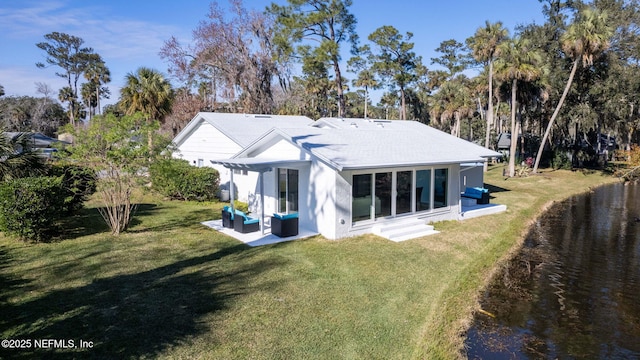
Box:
[0,166,619,359]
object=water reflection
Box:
[465,183,640,359]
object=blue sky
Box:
[0,0,546,106]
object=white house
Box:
[171,112,313,202]
[210,117,505,241]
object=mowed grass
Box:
[0,166,619,359]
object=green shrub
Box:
[0,176,66,241]
[552,151,572,170]
[150,158,220,201]
[47,163,97,214]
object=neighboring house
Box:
[4,132,69,148]
[171,113,313,202]
[3,132,70,158]
[209,117,504,241]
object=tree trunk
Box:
[96,86,101,116]
[400,87,406,120]
[508,79,518,177]
[333,57,345,118]
[533,58,579,173]
[484,60,495,172]
[454,113,461,138]
[364,86,369,119]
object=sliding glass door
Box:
[351,167,449,224]
[278,168,298,213]
[396,171,412,215]
[415,169,431,211]
[375,172,392,218]
[352,174,372,222]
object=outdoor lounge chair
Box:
[461,187,490,204]
[233,210,260,233]
[271,213,299,237]
[222,206,234,228]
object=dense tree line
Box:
[156,0,640,174]
[9,0,639,175]
[0,94,66,137]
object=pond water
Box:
[465,182,640,359]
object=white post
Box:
[259,171,265,235]
[229,169,235,214]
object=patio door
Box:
[396,171,412,215]
[278,169,298,213]
[351,171,410,224]
[375,172,392,218]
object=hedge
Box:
[150,158,220,201]
[0,176,66,241]
[47,163,97,214]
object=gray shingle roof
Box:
[242,118,502,171]
[173,112,313,147]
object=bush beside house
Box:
[150,158,219,201]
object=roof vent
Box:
[350,122,358,128]
[376,122,384,128]
[253,115,272,118]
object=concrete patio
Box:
[459,203,508,220]
[201,219,319,247]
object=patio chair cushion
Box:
[271,213,299,237]
[272,212,298,220]
[462,187,490,204]
[233,215,259,233]
[222,206,234,228]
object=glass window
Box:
[375,172,392,218]
[278,169,299,213]
[352,174,372,222]
[396,171,412,215]
[279,169,287,213]
[416,169,431,211]
[287,169,298,212]
[434,168,448,208]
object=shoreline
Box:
[414,168,621,359]
[458,174,623,358]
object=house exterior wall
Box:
[331,164,463,239]
[173,121,255,201]
[460,164,484,189]
[308,160,339,238]
[174,121,241,163]
[245,139,321,233]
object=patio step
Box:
[372,219,439,242]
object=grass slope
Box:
[0,166,619,359]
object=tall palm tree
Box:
[81,82,97,120]
[347,45,379,119]
[84,59,111,116]
[58,86,80,124]
[352,69,378,118]
[532,7,612,173]
[432,77,475,137]
[495,36,543,177]
[467,21,509,169]
[119,67,173,148]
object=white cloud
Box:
[0,66,67,98]
[0,0,192,99]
